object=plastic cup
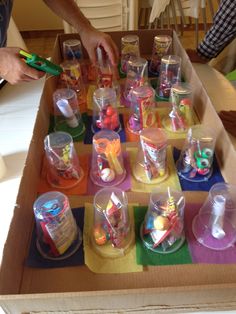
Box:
[44,131,84,189]
[140,187,185,254]
[127,85,156,134]
[123,57,148,106]
[60,60,85,95]
[91,187,133,258]
[149,35,172,75]
[192,182,236,250]
[121,34,140,73]
[157,55,181,99]
[92,87,120,133]
[90,129,126,187]
[53,88,85,138]
[133,128,168,184]
[176,125,216,182]
[63,39,83,61]
[33,191,82,260]
[162,82,194,133]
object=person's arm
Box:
[43,0,119,65]
[187,0,236,63]
[0,47,45,84]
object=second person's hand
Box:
[0,47,45,85]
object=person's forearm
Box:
[43,0,94,35]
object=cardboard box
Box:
[1,30,236,313]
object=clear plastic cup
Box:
[127,85,156,134]
[53,88,85,138]
[90,130,126,187]
[140,187,185,254]
[157,55,181,99]
[162,82,193,133]
[149,35,172,75]
[123,57,148,105]
[176,125,216,182]
[63,39,83,61]
[33,191,82,260]
[92,87,120,133]
[60,60,85,95]
[192,182,236,250]
[91,187,133,258]
[121,34,140,73]
[44,131,84,189]
[133,128,168,184]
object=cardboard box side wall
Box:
[1,30,236,313]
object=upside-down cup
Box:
[127,85,157,134]
[140,187,185,254]
[91,187,133,258]
[192,182,236,250]
[92,87,120,133]
[162,82,194,133]
[176,125,216,182]
[133,128,169,184]
[123,57,148,106]
[33,191,82,260]
[90,130,126,187]
[63,39,83,61]
[149,35,172,75]
[53,88,85,138]
[44,131,84,189]
[120,34,140,74]
[156,55,181,99]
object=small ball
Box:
[154,215,170,230]
[100,168,115,182]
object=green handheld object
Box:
[19,50,63,76]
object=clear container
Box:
[90,130,126,187]
[53,88,85,138]
[176,125,216,182]
[162,82,194,133]
[141,187,185,254]
[60,60,85,94]
[157,55,181,99]
[63,39,83,61]
[133,128,168,184]
[192,182,236,250]
[92,87,120,133]
[44,131,84,189]
[33,191,82,260]
[96,46,119,90]
[91,187,133,258]
[123,57,148,105]
[149,35,172,75]
[121,34,140,73]
[127,85,157,134]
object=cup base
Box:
[91,227,134,259]
[176,159,213,182]
[36,228,82,260]
[90,169,126,187]
[140,223,185,254]
[47,167,84,189]
[54,121,85,139]
[162,116,188,134]
[133,162,169,185]
[192,213,236,250]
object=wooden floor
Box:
[21,28,206,59]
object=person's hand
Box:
[218,110,236,137]
[186,49,210,64]
[0,47,45,85]
[79,26,119,66]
